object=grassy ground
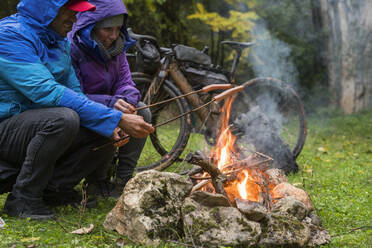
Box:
[0,109,371,247]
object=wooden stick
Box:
[191,179,212,193]
[186,151,228,197]
[136,84,232,111]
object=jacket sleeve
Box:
[112,53,141,107]
[0,33,121,137]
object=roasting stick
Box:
[92,86,245,151]
[135,84,233,111]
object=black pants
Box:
[86,102,152,183]
[0,107,114,201]
[116,102,151,179]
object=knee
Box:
[137,102,152,123]
[57,108,80,135]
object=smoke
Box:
[248,22,299,90]
[231,22,300,173]
[233,93,299,174]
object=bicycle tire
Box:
[132,75,192,171]
[228,77,306,160]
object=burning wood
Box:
[185,151,228,198]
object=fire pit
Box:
[103,97,330,247]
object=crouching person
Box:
[0,0,154,220]
[69,0,152,198]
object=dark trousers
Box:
[0,107,114,201]
[116,102,151,180]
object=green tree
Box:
[124,0,196,46]
[0,0,18,19]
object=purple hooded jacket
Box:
[68,0,140,107]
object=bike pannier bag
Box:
[136,39,161,75]
[174,45,211,65]
[181,66,229,88]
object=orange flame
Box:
[204,96,277,204]
[213,97,236,171]
[237,170,249,199]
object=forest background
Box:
[1,0,372,115]
[0,1,371,247]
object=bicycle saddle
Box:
[221,41,255,51]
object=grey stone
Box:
[182,196,261,247]
[258,213,311,247]
[306,223,331,247]
[273,196,309,220]
[103,170,193,246]
[190,191,231,207]
[235,198,268,222]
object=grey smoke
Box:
[249,22,298,89]
[231,22,299,173]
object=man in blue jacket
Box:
[0,0,154,220]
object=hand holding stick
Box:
[135,84,233,111]
[93,85,244,151]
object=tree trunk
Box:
[320,0,372,113]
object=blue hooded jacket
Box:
[0,0,122,137]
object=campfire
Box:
[188,96,285,209]
[103,96,330,247]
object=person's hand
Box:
[114,99,136,114]
[110,127,130,147]
[117,113,154,138]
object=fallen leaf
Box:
[21,237,40,242]
[0,217,5,228]
[70,224,94,235]
[116,238,125,247]
[27,244,38,248]
[317,147,328,153]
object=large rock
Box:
[103,170,193,246]
[235,198,269,222]
[265,168,288,185]
[273,196,309,221]
[258,213,311,247]
[303,217,331,247]
[182,191,261,247]
[272,182,313,210]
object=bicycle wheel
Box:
[132,75,192,171]
[227,77,306,173]
[131,72,153,98]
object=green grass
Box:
[1,110,372,247]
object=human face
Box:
[49,6,77,37]
[94,26,121,49]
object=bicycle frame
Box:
[127,29,306,171]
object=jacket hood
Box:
[70,0,128,38]
[17,0,68,27]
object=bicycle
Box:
[126,29,307,173]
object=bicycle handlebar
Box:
[127,28,158,44]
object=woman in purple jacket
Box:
[68,0,151,198]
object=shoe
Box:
[109,178,129,199]
[85,180,115,199]
[43,189,80,207]
[44,188,98,208]
[4,193,55,220]
[85,178,129,200]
